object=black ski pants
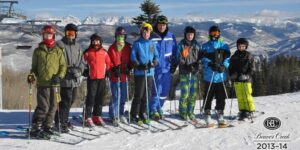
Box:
[55,87,78,126]
[85,79,106,118]
[203,82,226,111]
[130,76,153,119]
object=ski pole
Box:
[198,76,201,117]
[125,75,131,124]
[229,82,235,120]
[221,74,230,101]
[54,85,61,135]
[117,67,121,124]
[144,70,151,130]
[28,83,32,143]
[242,82,254,123]
[82,77,87,133]
[201,72,215,115]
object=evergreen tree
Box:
[132,0,161,26]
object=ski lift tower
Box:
[0,0,26,21]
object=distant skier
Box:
[83,33,111,127]
[27,25,67,138]
[54,23,84,133]
[150,15,177,120]
[107,27,133,126]
[229,38,255,120]
[201,25,230,127]
[172,26,202,120]
[130,23,158,125]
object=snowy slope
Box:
[0,92,299,150]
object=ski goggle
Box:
[209,31,220,37]
[65,30,76,36]
[157,19,167,24]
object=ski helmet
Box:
[140,23,153,33]
[115,26,127,39]
[236,38,249,49]
[65,23,78,32]
[209,25,220,40]
[90,33,102,46]
[184,26,196,39]
[41,25,56,39]
[156,15,168,24]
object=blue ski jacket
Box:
[151,31,177,74]
[131,37,159,76]
[201,39,230,83]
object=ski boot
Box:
[179,112,188,121]
[238,110,247,121]
[29,123,43,139]
[204,110,214,128]
[67,121,74,130]
[158,109,164,120]
[85,118,95,127]
[188,113,196,121]
[112,118,120,127]
[216,110,227,128]
[60,124,70,133]
[141,113,150,124]
[92,116,106,126]
[151,112,160,121]
[120,115,128,124]
[131,115,143,126]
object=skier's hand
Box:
[239,74,250,81]
[226,80,232,88]
[105,71,111,78]
[27,74,35,84]
[82,68,89,77]
[216,64,225,73]
[52,75,61,85]
[170,65,177,74]
[69,67,81,78]
[230,72,238,80]
[123,64,131,75]
[137,64,148,70]
[208,62,217,70]
[112,65,121,77]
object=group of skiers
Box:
[26,15,256,138]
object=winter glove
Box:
[123,64,131,75]
[137,64,148,70]
[112,65,121,78]
[230,72,238,80]
[170,65,177,74]
[27,74,35,84]
[105,71,111,78]
[191,63,200,74]
[147,60,157,69]
[216,64,225,73]
[239,74,250,81]
[52,75,61,85]
[208,62,218,71]
[82,68,89,77]
[226,80,232,88]
[69,67,81,78]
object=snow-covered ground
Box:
[0,92,299,150]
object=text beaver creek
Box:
[255,133,290,140]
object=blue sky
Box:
[15,0,300,19]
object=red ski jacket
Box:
[84,47,111,80]
[108,42,132,82]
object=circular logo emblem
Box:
[263,117,281,130]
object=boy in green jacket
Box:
[27,25,66,139]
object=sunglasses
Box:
[65,30,76,36]
[209,31,220,37]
